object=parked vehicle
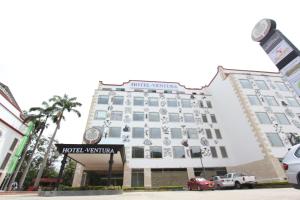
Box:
[187,177,215,191]
[211,176,225,189]
[214,173,256,189]
[282,144,300,189]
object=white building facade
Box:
[72,66,300,187]
[0,83,26,186]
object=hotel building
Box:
[71,66,300,187]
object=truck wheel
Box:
[235,182,241,189]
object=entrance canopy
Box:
[55,144,126,171]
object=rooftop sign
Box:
[129,81,179,91]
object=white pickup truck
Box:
[213,173,256,189]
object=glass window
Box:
[210,114,217,123]
[202,114,208,123]
[116,88,125,91]
[187,128,198,139]
[131,169,144,187]
[275,82,288,91]
[169,113,180,122]
[112,96,124,105]
[149,128,161,139]
[132,127,144,138]
[133,112,144,121]
[184,113,195,123]
[287,97,300,107]
[149,112,160,122]
[148,97,159,107]
[109,127,121,138]
[150,146,162,158]
[167,98,177,107]
[206,101,212,108]
[190,146,202,158]
[206,129,212,139]
[171,128,182,139]
[294,147,300,158]
[210,146,218,158]
[266,132,284,147]
[199,100,204,108]
[111,111,123,121]
[132,147,144,158]
[94,110,107,120]
[256,112,272,124]
[0,153,11,169]
[220,146,228,158]
[173,146,185,158]
[9,138,18,151]
[255,80,269,90]
[134,97,144,106]
[98,95,109,104]
[239,79,252,89]
[264,96,279,106]
[215,129,222,139]
[181,99,192,108]
[248,95,261,105]
[274,113,290,125]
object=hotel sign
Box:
[55,144,124,154]
[129,81,179,91]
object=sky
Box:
[1,0,300,144]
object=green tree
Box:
[33,94,81,188]
[62,159,76,186]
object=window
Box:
[109,127,121,138]
[190,146,202,158]
[210,114,217,123]
[94,110,107,120]
[171,128,182,139]
[264,96,278,106]
[248,95,261,105]
[187,128,198,139]
[132,147,144,158]
[239,79,252,89]
[149,112,160,122]
[0,153,11,169]
[150,146,162,158]
[9,138,18,151]
[287,97,299,107]
[220,146,228,158]
[274,113,290,125]
[134,97,144,106]
[181,99,192,108]
[202,114,208,123]
[205,129,212,139]
[256,112,272,124]
[116,88,125,91]
[184,113,195,123]
[167,98,177,107]
[112,96,124,105]
[294,147,300,158]
[133,112,144,121]
[173,146,185,158]
[149,128,161,139]
[131,169,144,187]
[210,146,218,158]
[111,111,123,121]
[215,129,222,139]
[206,101,212,108]
[275,82,288,91]
[255,80,269,90]
[98,95,109,104]
[132,127,144,138]
[148,97,159,107]
[199,100,204,108]
[169,113,180,122]
[266,132,284,147]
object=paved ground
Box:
[1,188,299,200]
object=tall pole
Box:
[200,150,206,178]
[55,154,68,190]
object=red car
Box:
[187,177,215,191]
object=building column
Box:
[72,163,85,187]
[187,168,195,179]
[144,168,151,188]
[123,162,131,187]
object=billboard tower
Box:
[252,19,300,95]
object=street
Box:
[1,188,299,200]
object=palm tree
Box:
[33,94,81,188]
[18,102,55,190]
